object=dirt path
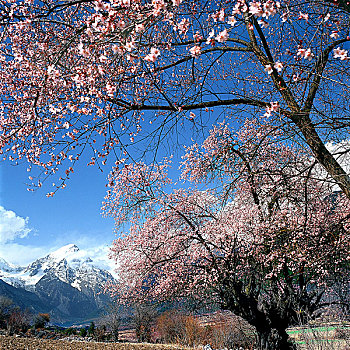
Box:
[0,336,192,350]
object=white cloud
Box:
[83,245,119,278]
[0,208,118,276]
[0,243,48,266]
[326,141,350,174]
[0,206,31,243]
[312,141,350,191]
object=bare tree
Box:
[7,307,31,334]
[0,296,13,329]
[133,303,157,343]
[100,301,121,342]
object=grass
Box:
[288,322,350,350]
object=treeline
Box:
[131,306,255,349]
[0,295,50,334]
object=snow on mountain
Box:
[0,244,118,323]
[0,244,116,293]
[0,257,22,273]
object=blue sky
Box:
[0,153,117,268]
[0,101,214,270]
[0,115,199,270]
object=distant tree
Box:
[156,310,202,347]
[133,303,157,343]
[88,321,95,336]
[101,302,120,342]
[64,327,76,336]
[33,313,50,329]
[7,307,31,334]
[79,327,87,337]
[156,310,185,344]
[94,325,107,341]
[0,296,13,329]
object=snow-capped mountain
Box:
[0,258,23,274]
[0,244,114,292]
[0,244,117,323]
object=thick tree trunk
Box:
[255,325,296,350]
[220,279,298,350]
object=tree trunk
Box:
[293,114,350,199]
[255,325,296,350]
[220,281,298,349]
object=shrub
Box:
[64,327,76,336]
[0,296,14,329]
[7,307,31,334]
[88,321,95,336]
[156,310,202,347]
[79,327,87,337]
[33,313,50,329]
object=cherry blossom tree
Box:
[0,0,350,199]
[104,120,350,349]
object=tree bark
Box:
[255,325,296,350]
[220,280,298,349]
[292,113,350,199]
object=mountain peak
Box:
[49,244,79,260]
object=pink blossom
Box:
[193,32,203,42]
[265,64,273,74]
[206,29,215,45]
[47,65,59,77]
[274,61,283,72]
[99,54,108,63]
[297,48,314,61]
[189,45,201,58]
[106,82,116,97]
[263,1,280,18]
[281,12,288,22]
[228,15,237,26]
[215,29,229,43]
[330,31,339,39]
[264,101,279,117]
[270,101,279,112]
[218,8,225,21]
[152,0,166,16]
[94,1,105,12]
[298,12,309,21]
[112,45,123,55]
[176,18,190,35]
[78,42,90,57]
[334,47,348,60]
[124,39,135,52]
[249,2,263,17]
[144,47,161,62]
[258,19,269,28]
[135,23,145,33]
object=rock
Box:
[36,331,46,338]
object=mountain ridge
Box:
[0,244,117,324]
